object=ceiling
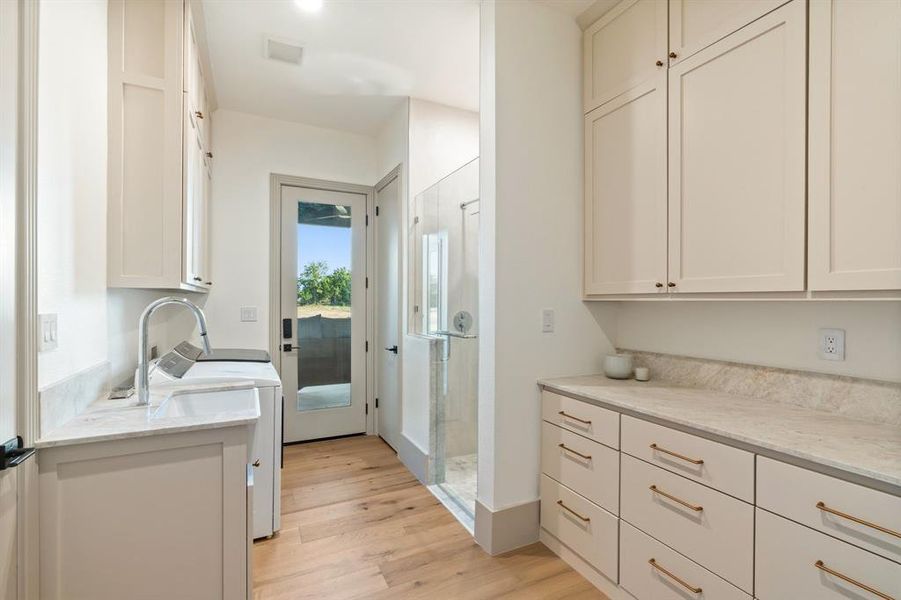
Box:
[201,0,480,136]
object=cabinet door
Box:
[668,0,788,64]
[667,0,806,293]
[108,0,184,288]
[583,0,667,113]
[184,114,205,287]
[808,0,901,291]
[585,76,668,295]
[200,153,212,287]
[185,3,208,148]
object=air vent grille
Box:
[265,37,303,65]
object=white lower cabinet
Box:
[620,521,750,600]
[620,454,754,592]
[539,475,619,582]
[756,508,901,600]
[539,391,900,600]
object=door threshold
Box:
[282,432,366,446]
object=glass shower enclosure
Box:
[411,158,479,522]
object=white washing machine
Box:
[148,342,283,539]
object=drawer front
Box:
[541,390,619,449]
[620,454,754,592]
[539,474,619,582]
[756,508,901,600]
[757,457,901,564]
[621,521,750,600]
[621,415,754,501]
[541,421,619,515]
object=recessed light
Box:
[294,0,323,13]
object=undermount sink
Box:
[152,386,258,419]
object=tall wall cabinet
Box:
[108,0,213,292]
[584,0,901,297]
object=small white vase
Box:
[604,354,634,380]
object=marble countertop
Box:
[539,375,901,491]
[36,381,260,449]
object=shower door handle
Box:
[384,345,398,354]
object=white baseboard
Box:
[397,433,430,484]
[474,498,540,555]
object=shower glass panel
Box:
[412,158,479,521]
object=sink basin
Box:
[152,387,258,419]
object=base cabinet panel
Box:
[756,508,901,600]
[540,475,619,583]
[620,521,750,600]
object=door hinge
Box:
[365,341,369,352]
[365,276,369,289]
[365,402,368,415]
[375,398,379,409]
[365,215,369,226]
[375,205,380,216]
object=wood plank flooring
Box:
[253,435,607,599]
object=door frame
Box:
[373,164,404,446]
[268,173,376,436]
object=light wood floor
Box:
[253,435,607,599]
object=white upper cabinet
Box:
[666,0,806,293]
[107,0,184,289]
[668,0,788,65]
[583,0,667,113]
[108,0,212,292]
[584,77,667,295]
[808,0,901,291]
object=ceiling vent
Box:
[265,37,304,65]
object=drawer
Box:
[622,415,754,501]
[541,390,619,449]
[541,421,619,514]
[756,508,901,600]
[620,454,754,593]
[757,457,901,564]
[539,474,618,582]
[620,521,750,600]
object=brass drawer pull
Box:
[556,500,590,522]
[814,560,894,600]
[816,501,901,539]
[649,558,702,594]
[650,485,703,512]
[558,443,592,460]
[650,443,704,465]
[558,410,591,425]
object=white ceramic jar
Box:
[604,354,634,379]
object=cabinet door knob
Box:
[667,282,676,287]
[655,282,664,288]
[195,111,204,119]
[656,60,664,67]
[205,152,213,159]
[252,459,261,467]
[193,276,202,282]
[205,281,212,286]
[669,51,677,59]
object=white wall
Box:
[478,0,618,512]
[37,0,199,393]
[203,109,378,349]
[617,302,901,383]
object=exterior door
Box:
[374,169,401,450]
[280,184,368,442]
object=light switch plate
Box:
[240,306,258,322]
[39,313,58,352]
[819,328,845,361]
[541,308,555,333]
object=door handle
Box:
[282,343,293,352]
[282,318,293,339]
[384,345,398,354]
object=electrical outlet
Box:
[819,328,845,361]
[39,313,58,352]
[541,308,555,333]
[240,306,258,322]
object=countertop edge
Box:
[538,380,901,496]
[35,414,260,449]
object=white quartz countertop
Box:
[36,381,260,449]
[539,375,901,491]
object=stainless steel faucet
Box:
[136,296,212,406]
